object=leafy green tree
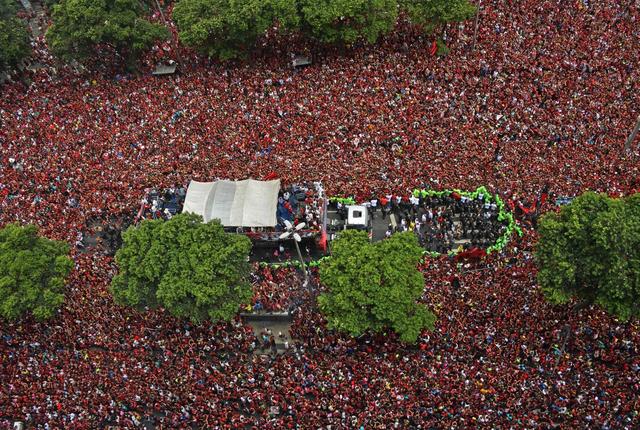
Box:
[536,192,640,320]
[0,0,31,73]
[401,0,477,34]
[318,230,435,343]
[46,0,169,66]
[299,0,398,45]
[110,219,164,309]
[0,224,73,322]
[0,0,20,21]
[173,0,298,61]
[111,213,252,323]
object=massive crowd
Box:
[250,265,304,313]
[1,0,640,428]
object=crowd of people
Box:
[1,0,640,428]
[378,192,507,253]
[249,265,304,313]
[136,186,187,222]
[275,183,324,230]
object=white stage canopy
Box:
[182,179,280,227]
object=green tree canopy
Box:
[111,213,252,323]
[0,224,73,321]
[536,192,640,320]
[0,0,19,21]
[43,0,61,8]
[299,0,398,45]
[46,0,169,66]
[401,0,477,34]
[173,0,298,61]
[0,0,31,74]
[318,230,435,343]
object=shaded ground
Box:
[245,318,294,356]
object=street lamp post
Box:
[279,220,309,290]
[624,115,640,153]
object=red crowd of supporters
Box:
[1,0,639,428]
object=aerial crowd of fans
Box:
[1,0,639,428]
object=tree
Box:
[43,0,61,8]
[536,192,640,320]
[318,230,435,343]
[111,213,253,323]
[46,0,169,67]
[401,0,477,34]
[0,224,73,322]
[110,218,164,309]
[0,0,20,21]
[299,0,398,45]
[0,0,31,74]
[173,0,298,61]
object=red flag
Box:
[318,230,328,252]
[455,248,486,262]
[264,171,278,180]
[134,201,145,224]
[540,192,548,206]
[518,200,536,215]
[430,40,437,56]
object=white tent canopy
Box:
[182,179,280,227]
